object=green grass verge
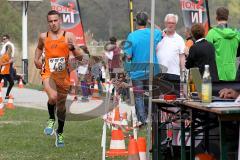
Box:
[0,107,127,160]
[0,107,149,160]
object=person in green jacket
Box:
[206,7,240,81]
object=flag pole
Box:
[147,0,155,159]
[76,0,86,45]
[128,0,134,32]
[205,0,211,29]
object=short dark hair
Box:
[191,24,205,40]
[216,7,229,21]
[109,36,117,44]
[2,34,10,40]
[136,11,148,26]
[47,10,61,18]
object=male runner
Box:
[34,10,83,147]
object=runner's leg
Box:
[43,78,57,135]
[56,93,67,133]
[5,74,14,98]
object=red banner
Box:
[179,0,209,33]
[50,0,86,46]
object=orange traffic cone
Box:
[0,79,4,88]
[195,153,215,160]
[122,112,131,132]
[114,107,121,125]
[0,102,4,117]
[111,107,122,131]
[128,137,140,160]
[6,95,15,109]
[18,79,24,88]
[106,129,128,157]
[0,88,3,103]
[122,112,128,126]
[91,80,101,100]
[137,137,147,160]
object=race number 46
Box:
[49,57,66,72]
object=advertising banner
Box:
[180,0,210,32]
[50,0,85,46]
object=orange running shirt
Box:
[42,31,70,80]
[0,53,10,75]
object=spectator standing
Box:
[206,7,240,81]
[185,24,219,82]
[105,36,122,78]
[124,11,162,125]
[91,56,103,96]
[156,14,185,96]
[77,46,90,102]
[184,27,195,57]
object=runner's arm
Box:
[34,33,44,69]
[67,32,83,61]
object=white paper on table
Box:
[105,51,113,60]
[207,102,240,108]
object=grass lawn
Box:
[0,107,131,160]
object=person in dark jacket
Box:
[185,23,219,82]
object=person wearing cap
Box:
[124,11,162,125]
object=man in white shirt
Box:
[156,14,185,95]
[1,35,15,79]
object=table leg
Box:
[152,104,161,160]
[238,122,240,160]
[190,110,195,160]
[181,108,186,160]
[219,121,228,160]
[204,114,209,153]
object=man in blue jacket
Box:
[124,11,162,125]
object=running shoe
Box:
[44,119,55,135]
[55,130,64,147]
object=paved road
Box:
[1,87,132,120]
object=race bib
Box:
[49,57,66,72]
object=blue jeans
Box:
[81,81,89,98]
[132,80,147,123]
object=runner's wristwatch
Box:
[69,44,75,51]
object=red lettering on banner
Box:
[51,5,75,13]
[180,0,205,11]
